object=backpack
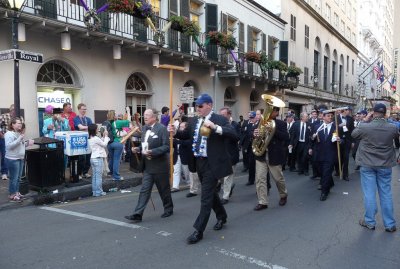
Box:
[102,121,114,144]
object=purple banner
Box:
[229,50,238,62]
[97,3,109,14]
[78,0,89,11]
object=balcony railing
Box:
[18,0,222,62]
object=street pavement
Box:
[0,159,399,269]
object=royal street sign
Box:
[0,49,43,63]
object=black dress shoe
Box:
[279,196,287,206]
[245,182,254,186]
[124,214,142,223]
[213,219,227,230]
[186,192,197,198]
[187,230,203,244]
[342,177,350,181]
[320,193,328,201]
[220,199,229,205]
[229,183,235,198]
[161,211,173,218]
[254,204,268,211]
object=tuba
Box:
[252,94,285,156]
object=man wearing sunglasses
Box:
[172,93,237,244]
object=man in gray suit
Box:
[125,109,173,223]
[352,103,397,232]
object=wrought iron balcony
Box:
[4,0,224,64]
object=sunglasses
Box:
[196,105,203,108]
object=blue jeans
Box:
[0,138,8,175]
[6,158,23,195]
[360,166,396,229]
[108,141,123,180]
[90,158,104,196]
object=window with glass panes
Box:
[305,25,309,48]
[290,14,296,41]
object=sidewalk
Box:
[0,161,143,211]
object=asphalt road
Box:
[1,160,399,269]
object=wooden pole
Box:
[169,69,174,187]
[334,111,342,180]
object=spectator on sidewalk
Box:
[88,124,109,197]
[352,104,398,232]
[5,117,33,202]
[61,102,77,131]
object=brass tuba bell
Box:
[252,94,285,156]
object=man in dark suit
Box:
[310,110,339,201]
[253,106,289,210]
[240,111,259,185]
[219,107,240,204]
[125,109,173,223]
[336,107,354,181]
[308,109,318,124]
[289,112,312,176]
[310,110,324,180]
[286,114,296,171]
[239,114,249,172]
[174,93,237,244]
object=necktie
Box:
[300,123,305,141]
[324,125,328,140]
[195,118,204,153]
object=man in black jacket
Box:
[240,111,259,185]
[335,107,354,181]
[173,93,237,244]
[253,107,289,210]
[289,112,312,176]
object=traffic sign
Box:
[0,49,43,63]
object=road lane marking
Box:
[214,247,288,269]
[40,206,147,230]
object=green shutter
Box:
[206,3,218,61]
[221,12,228,34]
[279,41,288,65]
[169,0,179,50]
[268,35,273,59]
[261,33,266,53]
[247,25,253,74]
[239,22,244,52]
[180,0,190,53]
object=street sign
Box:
[180,86,194,103]
[0,49,43,63]
[0,50,15,62]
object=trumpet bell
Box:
[261,94,286,108]
[200,126,211,137]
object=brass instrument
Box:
[252,94,285,156]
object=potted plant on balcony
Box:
[206,31,237,50]
[268,60,287,81]
[287,66,303,77]
[169,15,200,36]
[132,0,153,19]
[108,0,135,14]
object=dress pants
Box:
[193,157,227,232]
[247,144,256,184]
[222,165,236,200]
[335,140,351,178]
[296,142,309,173]
[255,160,288,205]
[242,147,248,170]
[287,149,296,171]
[189,172,200,194]
[133,171,173,216]
[319,161,334,194]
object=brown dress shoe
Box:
[253,204,268,211]
[279,196,287,206]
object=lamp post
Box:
[8,0,25,118]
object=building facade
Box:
[0,0,293,138]
[262,0,358,114]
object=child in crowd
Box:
[88,124,109,197]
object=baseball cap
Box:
[249,111,256,118]
[322,109,333,115]
[195,93,213,105]
[373,103,387,114]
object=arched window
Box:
[126,74,147,91]
[224,87,236,107]
[37,61,75,85]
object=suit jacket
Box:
[225,120,240,166]
[240,120,259,149]
[352,120,398,167]
[173,127,192,165]
[141,122,170,174]
[175,113,237,179]
[314,124,338,163]
[290,121,312,149]
[255,119,290,166]
[336,114,354,143]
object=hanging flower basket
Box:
[132,0,153,19]
[287,66,303,77]
[207,31,237,50]
[245,51,261,63]
[108,0,135,14]
[169,15,200,36]
[269,60,288,72]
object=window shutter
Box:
[169,0,179,50]
[239,22,245,52]
[247,25,253,52]
[279,41,288,65]
[261,33,266,52]
[221,12,228,34]
[206,3,218,60]
[268,35,274,59]
[180,0,190,53]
